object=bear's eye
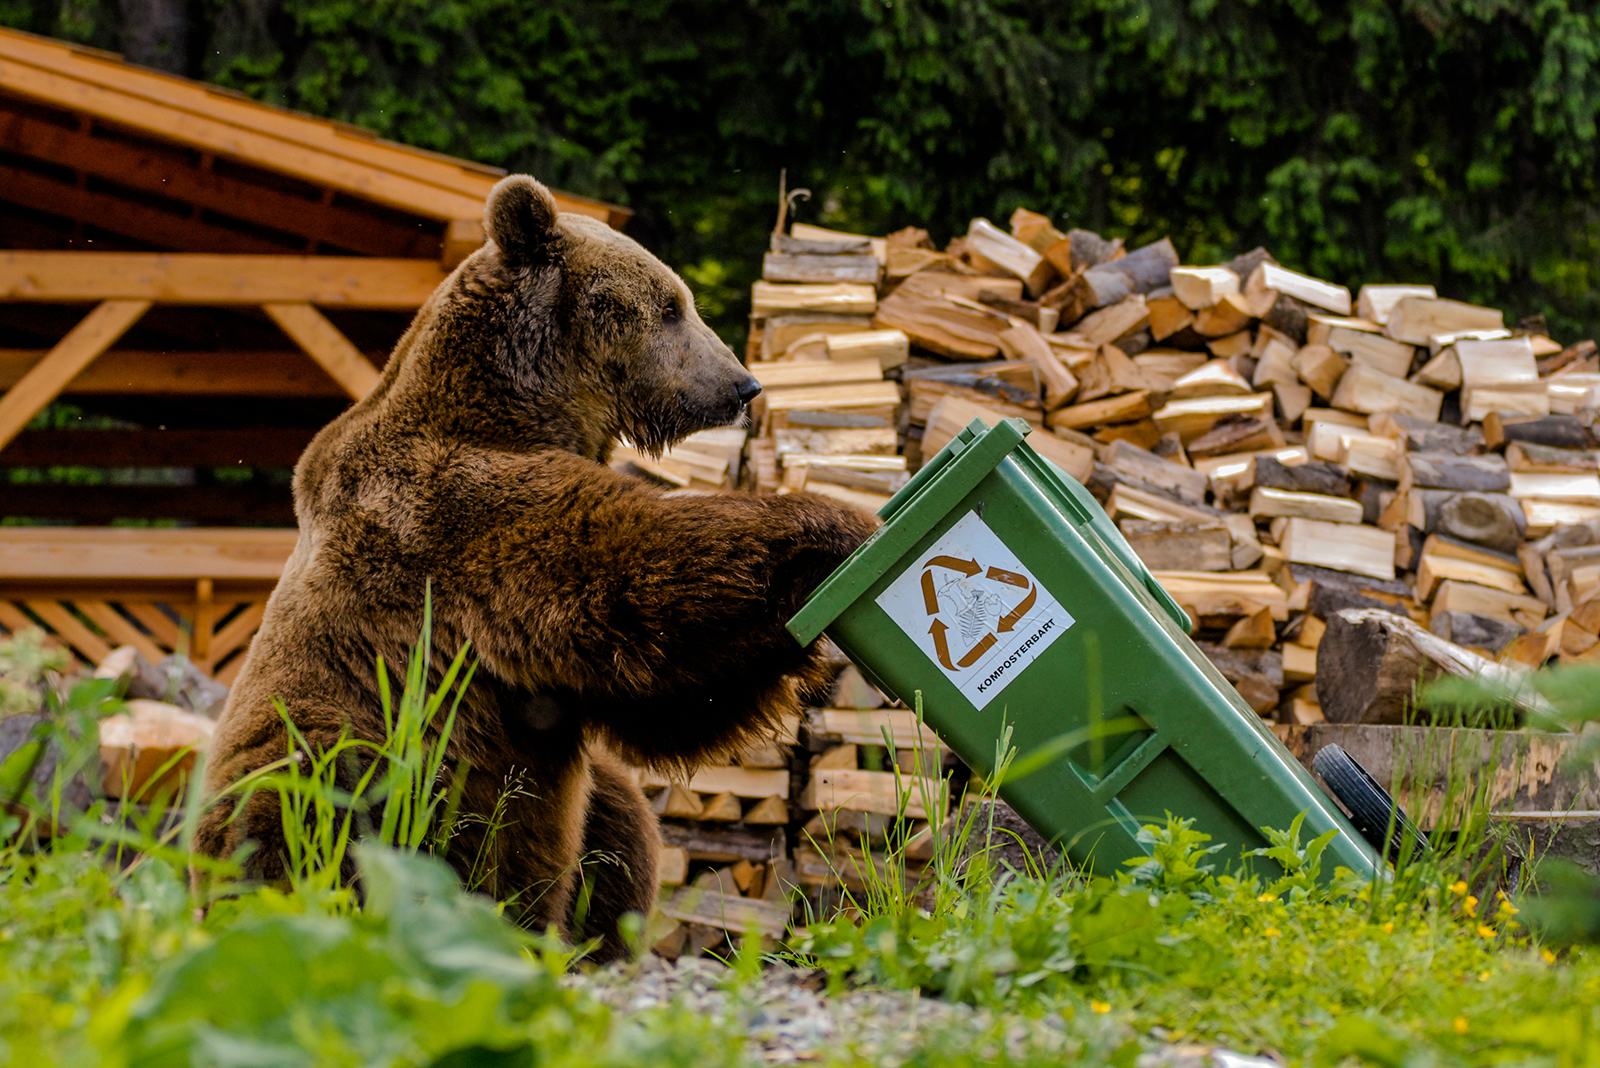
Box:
[662,300,682,324]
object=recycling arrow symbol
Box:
[920,556,1038,672]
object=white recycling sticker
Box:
[876,510,1075,709]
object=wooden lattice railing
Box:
[0,528,295,682]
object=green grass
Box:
[2,627,1599,1067]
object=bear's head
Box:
[460,174,760,457]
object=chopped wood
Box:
[1170,359,1252,399]
[826,329,910,369]
[1290,343,1349,397]
[1047,389,1154,430]
[997,324,1078,409]
[763,252,880,285]
[1371,412,1485,455]
[1384,296,1504,345]
[1153,569,1289,621]
[1146,293,1196,340]
[1484,412,1596,451]
[966,218,1056,297]
[801,768,946,819]
[1119,519,1234,572]
[1186,415,1284,459]
[640,766,790,798]
[1247,262,1352,315]
[1330,363,1443,421]
[1509,471,1600,505]
[1102,438,1209,503]
[1170,266,1241,309]
[741,796,791,825]
[659,846,689,886]
[1151,393,1275,442]
[1315,607,1534,724]
[752,282,877,317]
[1250,486,1363,524]
[1430,581,1547,629]
[1074,295,1151,346]
[1223,605,1278,648]
[1209,330,1255,359]
[813,710,943,749]
[1192,292,1256,337]
[652,784,705,818]
[1399,452,1511,495]
[1340,436,1402,482]
[659,886,791,937]
[1358,283,1436,325]
[1280,517,1397,580]
[696,791,745,822]
[1414,553,1528,601]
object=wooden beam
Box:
[0,105,443,258]
[0,484,295,525]
[0,31,627,226]
[0,427,317,467]
[263,303,381,400]
[0,527,296,581]
[0,349,356,397]
[0,161,299,254]
[0,299,148,449]
[0,252,446,308]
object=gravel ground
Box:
[564,956,1278,1067]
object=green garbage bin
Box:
[788,417,1381,879]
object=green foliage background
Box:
[4,0,1599,343]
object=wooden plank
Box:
[802,768,946,819]
[1153,570,1290,621]
[0,528,296,581]
[76,600,166,666]
[204,601,267,667]
[0,252,446,308]
[0,34,618,226]
[262,302,382,400]
[0,485,296,526]
[638,765,789,799]
[26,599,113,665]
[0,428,317,467]
[658,887,790,937]
[0,106,442,258]
[815,709,944,748]
[0,349,355,397]
[123,602,181,650]
[0,300,148,449]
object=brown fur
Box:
[195,175,877,960]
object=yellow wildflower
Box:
[1264,927,1282,937]
[1478,969,1492,981]
[1477,926,1496,940]
[1382,921,1394,934]
[1257,893,1278,902]
[1542,948,1557,964]
[1463,895,1479,917]
[1453,1017,1469,1034]
[1497,899,1519,917]
[1090,1000,1111,1014]
[1450,880,1469,896]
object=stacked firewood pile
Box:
[619,210,1600,955]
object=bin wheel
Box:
[1312,744,1430,864]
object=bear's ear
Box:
[485,175,560,265]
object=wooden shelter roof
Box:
[0,24,628,258]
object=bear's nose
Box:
[734,375,762,405]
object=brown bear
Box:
[195,175,878,960]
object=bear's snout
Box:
[733,375,762,406]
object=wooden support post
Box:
[263,302,383,400]
[193,578,214,662]
[0,300,149,449]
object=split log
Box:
[1171,359,1252,399]
[1294,563,1418,620]
[1484,412,1596,451]
[1315,607,1533,724]
[1118,519,1234,571]
[1384,296,1504,345]
[1102,438,1208,503]
[1507,441,1600,474]
[1249,486,1363,524]
[1169,266,1241,309]
[1330,364,1443,421]
[1279,517,1396,580]
[1246,262,1352,315]
[1254,456,1351,497]
[1398,452,1511,494]
[658,822,786,864]
[1291,343,1348,397]
[1369,412,1484,455]
[1357,284,1436,325]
